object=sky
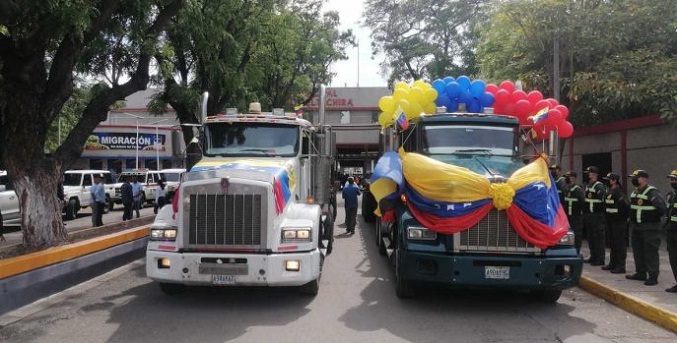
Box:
[325,0,389,88]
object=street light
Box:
[149,118,170,170]
[119,112,143,169]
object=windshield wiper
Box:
[451,149,492,155]
[239,148,275,156]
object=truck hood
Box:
[185,157,297,190]
[427,154,525,180]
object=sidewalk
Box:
[578,241,677,333]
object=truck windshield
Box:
[205,122,300,157]
[422,125,516,156]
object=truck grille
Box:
[188,194,262,246]
[455,209,539,254]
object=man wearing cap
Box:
[342,176,361,235]
[583,166,607,266]
[550,164,567,205]
[626,169,667,286]
[563,171,585,253]
[602,172,630,273]
[664,169,677,292]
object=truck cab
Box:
[146,100,334,296]
[367,111,582,301]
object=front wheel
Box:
[376,220,387,256]
[65,199,78,220]
[106,196,114,212]
[395,247,416,298]
[533,289,562,303]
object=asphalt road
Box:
[1,203,675,343]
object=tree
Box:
[0,0,183,251]
[150,0,353,154]
[476,0,677,125]
[362,0,489,83]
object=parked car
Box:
[160,168,186,200]
[62,170,115,220]
[0,171,20,225]
[112,169,164,208]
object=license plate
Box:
[484,266,510,279]
[212,275,236,285]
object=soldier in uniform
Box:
[602,172,630,273]
[563,171,585,253]
[664,169,677,293]
[583,166,607,266]
[625,169,667,286]
[550,164,567,204]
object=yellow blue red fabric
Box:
[369,149,568,248]
[191,158,296,214]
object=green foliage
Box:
[362,0,489,83]
[477,0,677,125]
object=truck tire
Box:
[533,289,562,303]
[320,213,334,256]
[376,220,387,256]
[395,247,416,298]
[299,279,319,296]
[65,199,79,220]
[362,191,377,223]
[159,282,185,295]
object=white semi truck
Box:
[146,90,335,295]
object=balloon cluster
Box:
[431,76,495,113]
[485,80,574,139]
[377,80,438,128]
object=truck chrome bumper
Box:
[146,249,322,287]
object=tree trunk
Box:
[12,167,68,250]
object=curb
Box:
[579,276,677,334]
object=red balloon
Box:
[499,80,515,93]
[554,104,569,119]
[558,121,574,138]
[545,98,559,108]
[526,90,543,105]
[544,109,563,126]
[512,90,527,102]
[494,89,511,106]
[534,99,550,112]
[504,102,516,116]
[485,84,499,95]
[514,99,532,116]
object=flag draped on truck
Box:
[369,150,568,248]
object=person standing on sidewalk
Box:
[120,176,134,221]
[626,169,667,286]
[583,166,607,266]
[602,172,630,274]
[664,169,677,293]
[342,176,361,235]
[563,171,585,253]
[131,176,144,218]
[92,175,106,227]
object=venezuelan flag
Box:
[528,107,549,125]
[369,150,568,248]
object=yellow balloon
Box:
[396,99,410,116]
[423,101,437,114]
[423,88,438,103]
[408,87,424,104]
[406,102,423,120]
[378,111,394,128]
[420,82,433,90]
[378,96,395,113]
[412,80,427,89]
[394,81,410,91]
[393,88,408,102]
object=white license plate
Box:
[212,275,236,285]
[484,266,510,279]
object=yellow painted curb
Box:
[0,226,149,280]
[579,276,677,334]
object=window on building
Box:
[89,159,103,170]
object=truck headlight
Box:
[282,228,312,243]
[150,226,178,241]
[407,226,437,241]
[557,231,575,246]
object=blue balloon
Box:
[456,75,471,91]
[480,92,495,107]
[447,99,459,112]
[432,79,446,94]
[445,82,461,99]
[435,93,451,107]
[468,98,482,113]
[458,90,473,104]
[443,76,456,84]
[470,80,486,98]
